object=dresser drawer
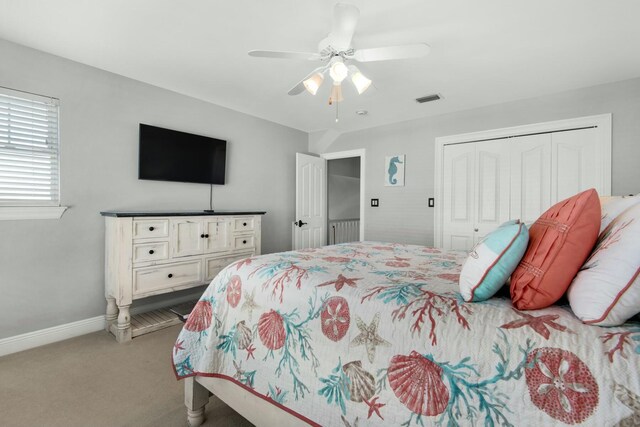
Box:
[233,217,255,233]
[133,260,202,296]
[133,219,169,239]
[233,235,255,250]
[133,241,169,264]
[205,252,253,281]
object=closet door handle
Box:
[168,273,173,278]
[149,250,155,255]
[200,234,205,238]
[242,240,247,244]
[474,228,479,232]
[149,226,155,231]
[243,222,247,226]
[204,234,209,238]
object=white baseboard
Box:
[0,315,105,357]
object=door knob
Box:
[294,220,308,228]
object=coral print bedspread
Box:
[172,242,640,426]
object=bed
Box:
[173,241,640,426]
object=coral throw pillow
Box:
[510,189,601,310]
[568,203,640,326]
[459,220,529,302]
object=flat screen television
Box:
[138,124,226,185]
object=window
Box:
[0,87,66,220]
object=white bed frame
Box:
[185,376,307,426]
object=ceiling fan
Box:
[248,3,430,107]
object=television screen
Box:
[138,124,226,185]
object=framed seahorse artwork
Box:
[384,154,405,186]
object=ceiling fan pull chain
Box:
[335,98,339,123]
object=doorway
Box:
[322,149,366,244]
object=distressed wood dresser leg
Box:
[105,297,118,332]
[185,377,209,427]
[115,304,132,342]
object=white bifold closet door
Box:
[510,133,552,225]
[442,127,602,251]
[552,128,601,202]
[442,140,510,251]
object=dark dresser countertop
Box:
[100,210,266,217]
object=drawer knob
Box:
[200,234,205,238]
[243,240,247,244]
[243,222,247,226]
[205,234,210,238]
[149,250,155,255]
[149,226,155,231]
[168,273,173,278]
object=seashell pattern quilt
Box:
[172,242,640,426]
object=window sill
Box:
[0,206,68,221]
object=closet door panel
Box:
[474,140,511,243]
[510,134,552,224]
[442,143,475,250]
[552,128,600,202]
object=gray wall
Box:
[328,158,360,220]
[317,77,640,246]
[0,39,307,339]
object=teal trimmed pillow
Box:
[459,220,529,302]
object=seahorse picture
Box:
[385,154,405,186]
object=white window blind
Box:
[0,88,60,206]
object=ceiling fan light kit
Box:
[248,2,430,120]
[303,73,324,96]
[329,83,344,105]
[348,65,372,95]
[328,58,349,83]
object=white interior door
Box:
[474,140,511,243]
[295,153,326,250]
[442,143,476,250]
[510,134,552,225]
[552,128,600,202]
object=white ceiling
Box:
[1,0,640,133]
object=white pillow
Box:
[568,203,640,326]
[600,194,640,233]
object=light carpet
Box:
[0,324,253,427]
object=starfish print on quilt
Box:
[500,308,569,339]
[350,313,391,363]
[317,274,362,292]
[241,288,260,321]
[613,383,640,427]
[363,396,385,420]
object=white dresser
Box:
[101,211,265,342]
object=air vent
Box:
[416,94,442,103]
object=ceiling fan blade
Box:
[248,50,321,61]
[288,66,328,96]
[353,43,431,62]
[327,3,360,51]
